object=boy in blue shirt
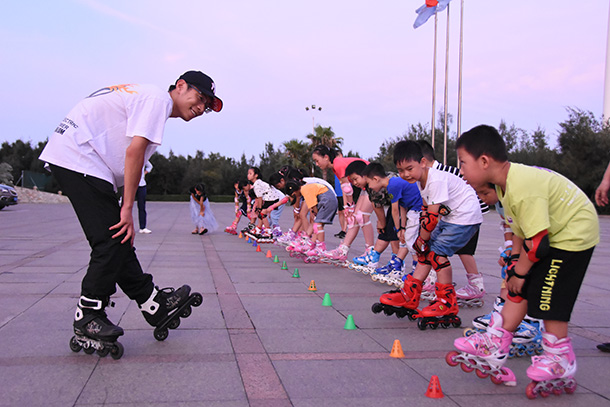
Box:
[362,163,422,286]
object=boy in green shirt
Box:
[450,124,599,397]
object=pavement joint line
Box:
[202,239,291,404]
[0,236,82,273]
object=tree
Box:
[306,125,343,151]
[283,139,313,174]
[0,163,13,185]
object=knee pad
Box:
[355,211,371,227]
[426,250,450,271]
[341,182,353,196]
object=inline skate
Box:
[286,234,312,259]
[447,312,517,386]
[456,273,485,308]
[371,274,422,320]
[302,241,326,263]
[525,333,577,399]
[416,282,461,330]
[421,271,437,301]
[320,243,350,267]
[139,285,203,341]
[348,247,380,274]
[371,254,404,287]
[464,296,543,358]
[70,296,124,359]
[275,229,296,246]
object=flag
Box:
[413,0,452,29]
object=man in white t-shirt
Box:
[39,71,223,348]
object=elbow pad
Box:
[523,230,550,262]
[341,182,353,196]
[279,196,290,206]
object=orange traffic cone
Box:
[425,375,444,399]
[266,250,273,258]
[389,339,404,358]
[256,245,262,252]
[238,232,243,239]
[308,280,317,291]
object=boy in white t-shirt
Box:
[247,166,287,240]
[374,140,482,330]
[39,71,223,353]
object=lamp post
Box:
[305,105,322,136]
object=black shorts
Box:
[377,206,399,242]
[455,229,479,255]
[524,246,594,321]
[337,196,344,212]
[262,199,279,210]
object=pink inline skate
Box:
[320,243,349,267]
[446,312,517,386]
[456,273,485,308]
[525,333,577,399]
[303,241,326,263]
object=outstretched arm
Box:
[595,161,610,206]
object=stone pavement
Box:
[0,202,609,407]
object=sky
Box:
[1,0,608,162]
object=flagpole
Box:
[457,0,464,165]
[603,3,610,121]
[431,12,438,150]
[443,3,450,164]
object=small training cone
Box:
[322,293,332,306]
[238,232,243,239]
[266,250,272,258]
[425,375,444,399]
[256,245,262,252]
[292,268,300,278]
[344,314,356,330]
[252,241,258,247]
[246,237,250,243]
[281,261,288,270]
[390,339,404,358]
[308,280,317,291]
[273,255,280,263]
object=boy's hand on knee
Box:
[110,207,135,245]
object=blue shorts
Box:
[429,221,480,257]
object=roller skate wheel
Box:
[154,328,169,341]
[383,307,395,316]
[181,306,192,318]
[475,369,489,379]
[445,351,459,367]
[83,346,96,355]
[97,347,110,357]
[110,342,124,360]
[441,321,450,328]
[371,303,384,314]
[168,318,181,330]
[406,312,417,321]
[490,375,504,385]
[191,293,203,307]
[417,319,426,331]
[565,381,577,394]
[69,336,82,353]
[460,362,474,373]
[452,319,461,328]
[525,381,538,399]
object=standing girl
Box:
[190,183,218,235]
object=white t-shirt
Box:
[252,179,285,201]
[418,167,482,225]
[139,160,153,187]
[40,84,172,190]
[303,177,337,196]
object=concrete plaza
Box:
[0,202,608,406]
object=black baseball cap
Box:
[177,71,223,112]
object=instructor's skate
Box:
[446,312,516,386]
[139,285,203,341]
[348,248,380,274]
[371,274,422,320]
[70,296,125,359]
[456,273,485,308]
[416,282,461,330]
[525,333,577,399]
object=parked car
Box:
[0,184,18,209]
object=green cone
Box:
[344,314,356,330]
[273,255,280,263]
[322,293,332,306]
[281,261,288,270]
[292,268,300,278]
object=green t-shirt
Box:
[496,163,599,251]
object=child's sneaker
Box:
[472,296,505,330]
[421,270,437,301]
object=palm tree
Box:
[282,139,312,173]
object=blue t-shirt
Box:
[387,177,422,211]
[334,175,343,197]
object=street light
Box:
[305,105,322,135]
